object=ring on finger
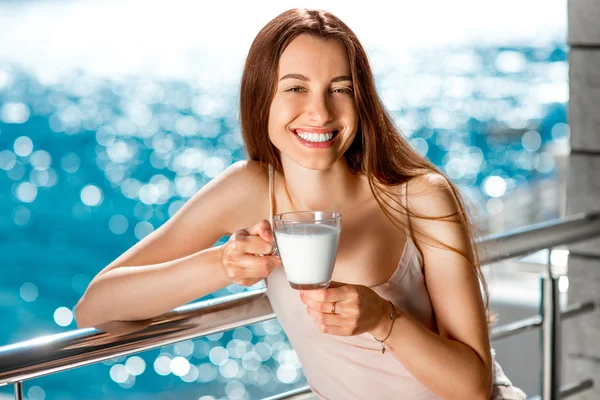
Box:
[330,302,336,314]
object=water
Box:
[0,41,568,399]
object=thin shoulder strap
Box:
[404,179,415,240]
[268,164,274,226]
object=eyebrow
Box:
[279,73,352,83]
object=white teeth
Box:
[295,131,335,143]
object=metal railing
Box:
[1,211,600,399]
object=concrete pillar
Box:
[564,1,600,398]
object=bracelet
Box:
[373,300,397,354]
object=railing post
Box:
[541,247,561,400]
[14,381,23,400]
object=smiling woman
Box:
[268,35,358,166]
[75,8,526,400]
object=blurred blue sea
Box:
[0,41,569,399]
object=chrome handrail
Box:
[0,290,274,382]
[1,211,600,398]
[479,211,600,264]
[489,301,595,341]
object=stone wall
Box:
[564,1,600,398]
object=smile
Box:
[292,129,339,148]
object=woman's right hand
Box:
[220,219,282,286]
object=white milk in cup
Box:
[272,211,341,290]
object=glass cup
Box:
[272,211,342,290]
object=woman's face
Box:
[268,34,358,170]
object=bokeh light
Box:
[125,356,146,376]
[197,363,219,383]
[53,307,74,327]
[170,356,190,377]
[2,103,30,124]
[0,150,16,170]
[12,205,31,226]
[209,346,229,366]
[108,214,129,235]
[483,176,507,198]
[20,282,38,302]
[27,386,45,400]
[16,182,37,203]
[110,364,129,384]
[153,355,171,376]
[13,136,33,157]
[134,221,154,240]
[81,185,103,206]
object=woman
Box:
[75,9,526,400]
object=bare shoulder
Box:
[406,172,452,196]
[199,159,270,233]
[213,159,268,193]
[405,172,460,220]
[232,159,268,180]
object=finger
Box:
[232,221,272,243]
[246,219,274,244]
[229,235,274,256]
[228,253,280,273]
[225,265,270,283]
[232,228,250,238]
[300,285,351,303]
[246,235,275,255]
[306,308,345,327]
[301,296,340,314]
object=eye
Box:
[285,87,305,93]
[332,88,353,95]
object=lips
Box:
[291,128,340,148]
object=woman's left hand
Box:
[300,282,394,337]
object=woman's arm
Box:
[75,246,230,328]
[75,160,270,328]
[370,173,492,399]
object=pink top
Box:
[265,165,442,399]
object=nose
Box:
[307,93,333,125]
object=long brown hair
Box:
[239,8,491,326]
